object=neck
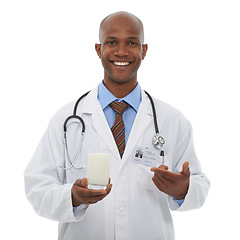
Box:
[103,79,137,98]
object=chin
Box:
[110,74,137,84]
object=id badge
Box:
[132,146,158,167]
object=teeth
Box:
[113,61,130,66]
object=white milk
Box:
[87,152,110,189]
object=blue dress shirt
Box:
[98,81,141,144]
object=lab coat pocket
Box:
[62,146,88,183]
[156,153,171,170]
[137,164,158,191]
[137,154,170,192]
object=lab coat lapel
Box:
[81,87,120,159]
[122,90,152,162]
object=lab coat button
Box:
[120,206,125,212]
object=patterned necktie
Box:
[110,101,129,158]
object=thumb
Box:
[74,178,88,188]
[181,161,190,176]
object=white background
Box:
[1,0,239,239]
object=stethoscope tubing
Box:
[143,90,159,134]
[73,91,90,115]
[63,91,90,133]
[64,90,159,135]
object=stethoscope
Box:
[60,90,165,170]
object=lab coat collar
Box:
[82,86,120,159]
[81,86,100,114]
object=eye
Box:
[107,41,116,46]
[129,41,138,46]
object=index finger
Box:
[151,167,178,180]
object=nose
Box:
[114,43,129,57]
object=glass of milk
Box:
[87,149,110,189]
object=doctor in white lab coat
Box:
[24,11,210,240]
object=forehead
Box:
[100,14,143,42]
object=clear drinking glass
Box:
[87,149,110,190]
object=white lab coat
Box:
[24,85,210,240]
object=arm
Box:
[24,119,111,222]
[151,119,210,211]
[24,120,77,222]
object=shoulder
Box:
[48,101,76,132]
[150,95,191,132]
[48,88,97,132]
[152,96,186,120]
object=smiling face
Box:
[95,12,148,94]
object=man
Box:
[24,11,210,240]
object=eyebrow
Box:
[127,37,140,40]
[105,36,140,40]
[105,36,117,40]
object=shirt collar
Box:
[98,81,142,112]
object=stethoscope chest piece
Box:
[152,134,165,149]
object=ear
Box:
[142,44,148,60]
[95,43,102,59]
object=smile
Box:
[112,61,130,66]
